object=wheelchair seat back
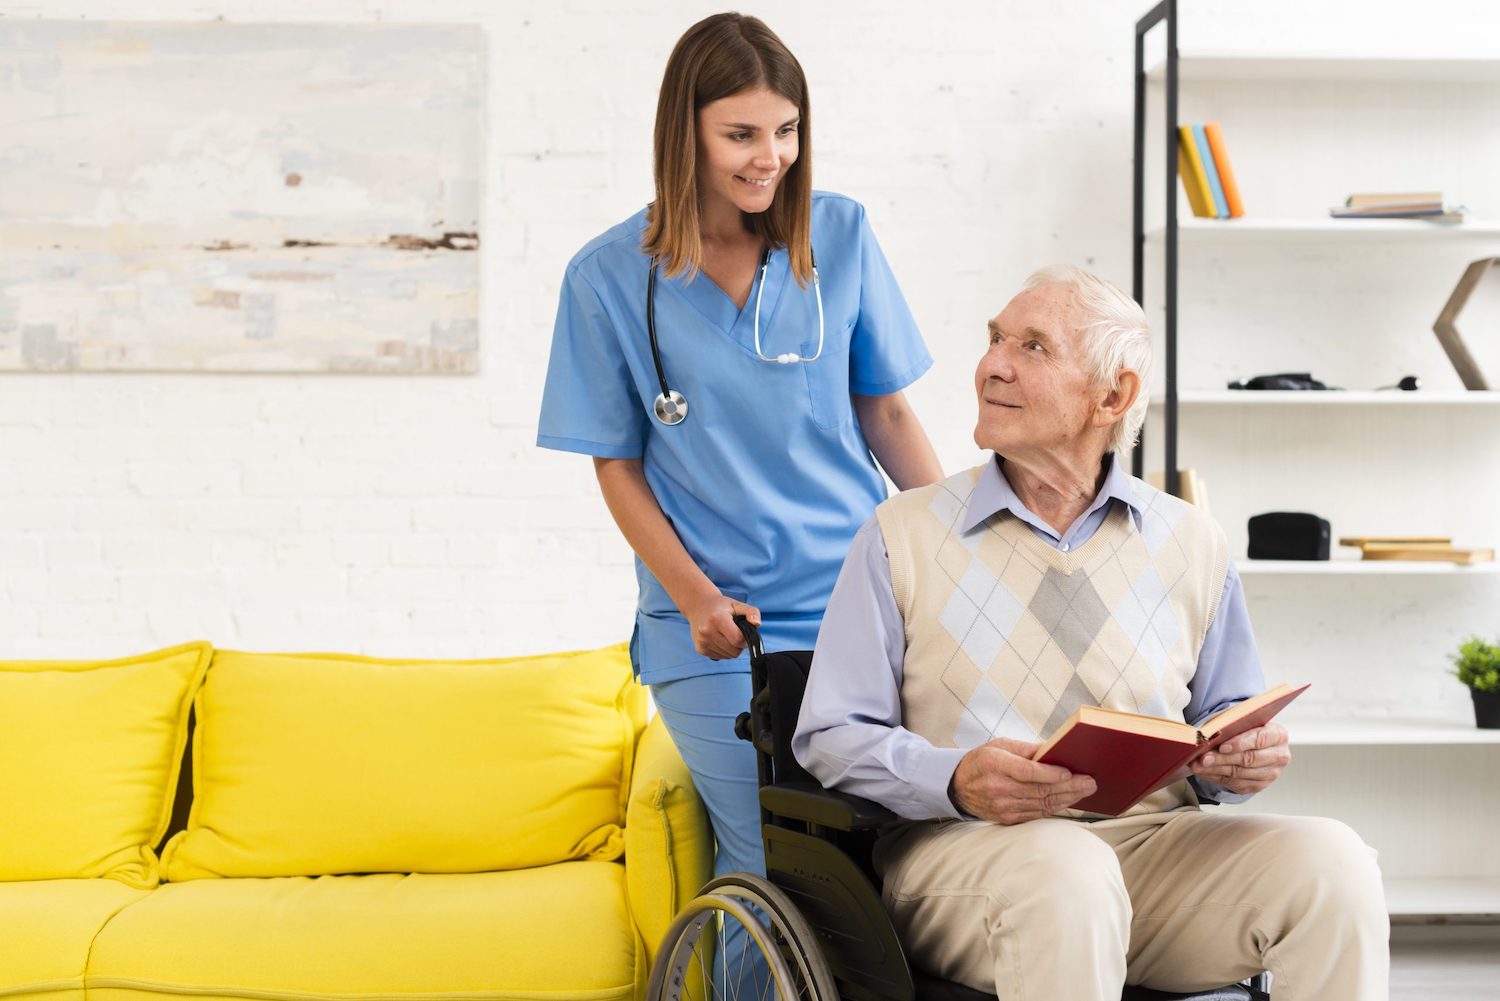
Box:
[744,646,919,1001]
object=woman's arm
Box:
[592,456,759,659]
[852,391,944,490]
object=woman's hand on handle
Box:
[683,591,761,660]
[592,457,764,660]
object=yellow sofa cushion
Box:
[161,644,647,879]
[87,865,641,1001]
[0,878,151,1000]
[0,643,212,887]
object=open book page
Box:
[1032,705,1196,757]
[1143,682,1312,802]
[1198,683,1310,744]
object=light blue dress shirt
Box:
[793,453,1265,820]
[538,192,932,684]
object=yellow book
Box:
[1176,125,1214,218]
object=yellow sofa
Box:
[0,642,711,1001]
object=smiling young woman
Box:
[643,14,812,288]
[536,13,944,985]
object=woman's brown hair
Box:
[643,13,813,286]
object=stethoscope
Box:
[646,245,824,426]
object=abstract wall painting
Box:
[0,21,482,373]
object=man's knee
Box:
[884,820,1131,995]
[983,822,1130,924]
[885,819,1129,921]
[1268,817,1386,923]
[1027,822,1124,887]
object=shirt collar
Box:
[959,452,1143,537]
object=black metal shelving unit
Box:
[1131,0,1180,497]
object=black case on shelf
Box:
[1247,512,1331,561]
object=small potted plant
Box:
[1450,635,1500,729]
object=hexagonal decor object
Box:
[1433,256,1496,390]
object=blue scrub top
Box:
[537,192,932,684]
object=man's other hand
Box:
[1188,722,1291,794]
[949,737,1097,824]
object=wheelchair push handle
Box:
[731,614,766,746]
[733,614,765,661]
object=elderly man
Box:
[792,266,1388,1000]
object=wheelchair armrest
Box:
[760,780,897,831]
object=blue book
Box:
[1193,124,1229,220]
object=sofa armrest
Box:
[625,714,712,970]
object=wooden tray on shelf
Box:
[1338,536,1494,564]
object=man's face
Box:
[973,284,1103,459]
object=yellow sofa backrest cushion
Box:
[160,643,647,880]
[0,642,213,888]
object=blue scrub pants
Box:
[651,671,771,996]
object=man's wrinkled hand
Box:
[949,737,1097,824]
[1188,722,1291,793]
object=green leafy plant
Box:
[1450,635,1500,694]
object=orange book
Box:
[1176,125,1215,218]
[1203,122,1244,218]
[1034,683,1309,816]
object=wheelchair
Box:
[646,621,1272,1001]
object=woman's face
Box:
[694,86,800,222]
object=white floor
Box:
[1389,925,1499,999]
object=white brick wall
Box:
[1,0,1496,658]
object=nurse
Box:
[538,12,942,894]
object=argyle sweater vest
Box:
[877,464,1230,818]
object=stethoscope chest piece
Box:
[645,246,821,427]
[653,390,688,426]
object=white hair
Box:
[1022,264,1152,454]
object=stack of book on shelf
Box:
[1176,121,1243,220]
[1330,192,1465,222]
[1339,536,1494,564]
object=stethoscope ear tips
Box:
[778,353,800,364]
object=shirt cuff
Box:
[535,433,642,459]
[1189,775,1254,806]
[911,745,970,820]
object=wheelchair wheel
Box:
[647,872,838,1001]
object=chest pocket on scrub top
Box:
[803,321,854,431]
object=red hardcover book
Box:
[1032,682,1310,816]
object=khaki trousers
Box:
[873,808,1389,1001]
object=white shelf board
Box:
[1385,877,1500,917]
[1151,390,1500,406]
[1236,559,1500,576]
[1145,52,1500,84]
[1284,717,1500,746]
[1145,217,1500,241]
